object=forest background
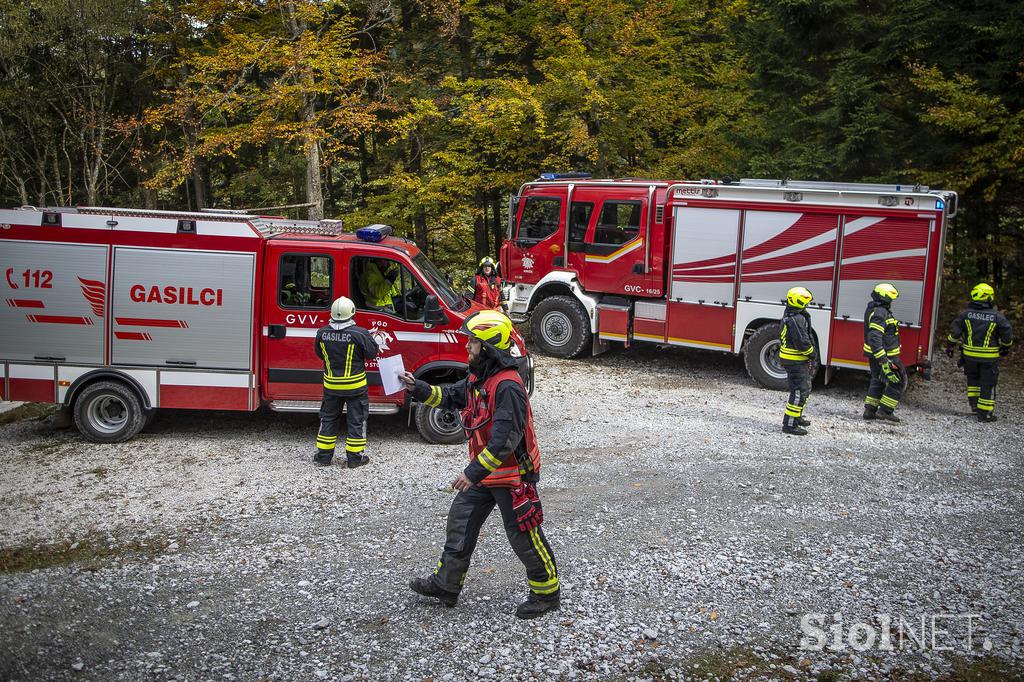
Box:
[1,0,1021,326]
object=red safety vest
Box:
[461,368,540,488]
[474,274,502,310]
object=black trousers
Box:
[315,391,369,458]
[865,357,906,413]
[964,359,999,414]
[782,361,811,428]
[432,485,559,598]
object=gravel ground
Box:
[1,347,1022,681]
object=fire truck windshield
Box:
[413,253,467,311]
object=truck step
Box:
[269,400,400,415]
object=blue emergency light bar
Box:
[935,199,945,211]
[356,224,393,242]
[539,172,592,181]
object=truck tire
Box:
[73,380,146,443]
[414,403,467,445]
[744,323,821,390]
[532,295,591,358]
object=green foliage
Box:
[0,0,1021,317]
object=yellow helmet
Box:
[970,282,994,302]
[462,309,513,350]
[786,286,813,309]
[479,256,496,269]
[873,282,899,302]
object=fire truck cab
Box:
[501,175,955,388]
[0,206,532,443]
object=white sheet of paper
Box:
[377,354,406,395]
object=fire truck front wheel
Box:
[532,295,592,358]
[415,403,468,445]
[73,381,147,443]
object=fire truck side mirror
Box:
[423,294,447,328]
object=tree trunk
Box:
[474,203,488,262]
[305,130,324,221]
[192,163,206,210]
[491,197,504,256]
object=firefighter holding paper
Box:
[862,283,905,422]
[779,287,816,436]
[313,296,379,467]
[399,310,559,619]
[946,283,1013,422]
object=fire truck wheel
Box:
[415,404,468,445]
[744,324,789,390]
[532,295,591,358]
[73,381,147,443]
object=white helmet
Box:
[331,296,355,321]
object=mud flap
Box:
[592,334,610,356]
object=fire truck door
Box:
[505,190,567,285]
[263,247,337,400]
[581,196,651,296]
[345,253,444,402]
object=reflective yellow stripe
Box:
[345,344,354,377]
[864,396,880,406]
[528,528,557,593]
[886,347,901,357]
[869,323,885,333]
[880,395,899,409]
[423,385,442,408]
[785,403,803,417]
[478,448,503,472]
[321,342,331,376]
[983,323,995,348]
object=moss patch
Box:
[0,402,57,426]
[0,534,178,574]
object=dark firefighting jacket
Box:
[411,349,540,487]
[948,301,1013,362]
[863,299,901,362]
[779,306,815,365]
[314,320,380,396]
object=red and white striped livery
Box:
[501,176,956,388]
[1,206,532,442]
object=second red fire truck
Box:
[500,175,956,388]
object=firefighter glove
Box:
[882,362,901,385]
[511,482,543,532]
[944,344,955,359]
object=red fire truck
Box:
[0,206,532,443]
[500,175,956,388]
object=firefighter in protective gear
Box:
[313,296,379,467]
[862,283,905,422]
[473,256,503,310]
[359,258,401,310]
[779,287,816,436]
[946,283,1013,422]
[399,310,559,620]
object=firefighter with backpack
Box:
[862,283,905,422]
[779,287,816,436]
[313,296,379,467]
[946,283,1013,422]
[399,310,560,619]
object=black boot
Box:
[782,425,808,436]
[346,453,370,468]
[797,416,811,427]
[876,408,901,423]
[977,412,998,423]
[516,592,560,620]
[409,577,458,607]
[313,452,333,466]
[862,406,877,420]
